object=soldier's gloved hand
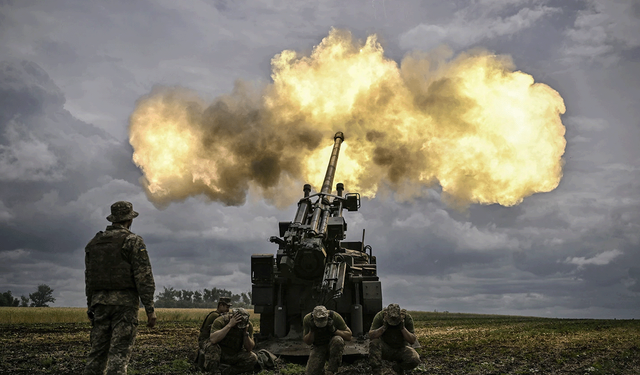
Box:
[147,311,157,328]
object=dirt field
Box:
[1,310,639,374]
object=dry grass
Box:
[0,307,257,325]
[0,307,90,324]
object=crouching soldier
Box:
[303,305,352,375]
[196,297,232,367]
[368,303,421,375]
[203,307,258,375]
[199,297,232,347]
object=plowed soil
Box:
[1,312,639,374]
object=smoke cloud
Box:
[129,29,566,208]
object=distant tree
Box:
[155,286,251,308]
[193,291,203,304]
[20,296,30,307]
[29,284,56,307]
[180,290,194,303]
[241,292,251,306]
[0,291,20,307]
[156,287,180,308]
[203,288,223,304]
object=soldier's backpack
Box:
[255,349,277,370]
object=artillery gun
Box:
[251,132,383,356]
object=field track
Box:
[1,308,639,374]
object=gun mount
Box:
[252,132,382,356]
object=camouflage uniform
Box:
[196,297,233,369]
[84,305,139,374]
[84,201,155,375]
[303,307,350,375]
[369,304,420,375]
[203,309,258,375]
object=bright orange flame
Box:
[129,29,566,208]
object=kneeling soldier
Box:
[368,303,421,375]
[204,307,258,375]
[303,305,352,375]
[199,297,232,347]
[196,297,232,368]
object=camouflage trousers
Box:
[84,304,138,375]
[306,336,345,375]
[201,340,258,375]
[369,339,420,374]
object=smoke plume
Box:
[129,29,566,208]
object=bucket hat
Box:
[106,201,139,222]
[312,305,330,327]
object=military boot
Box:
[194,349,206,371]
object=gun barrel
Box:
[320,132,344,195]
[308,132,344,235]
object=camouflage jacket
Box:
[85,223,155,313]
[370,308,415,348]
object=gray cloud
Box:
[563,0,640,65]
[0,0,638,318]
[399,0,561,51]
[0,60,288,302]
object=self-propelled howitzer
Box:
[251,132,382,356]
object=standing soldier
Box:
[303,305,352,375]
[204,307,258,374]
[368,303,421,375]
[84,201,156,375]
[196,297,232,368]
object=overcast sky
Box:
[1,0,639,319]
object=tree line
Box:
[1,284,252,309]
[155,286,252,308]
[0,285,56,307]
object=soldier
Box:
[368,303,421,375]
[84,201,156,375]
[199,297,233,345]
[204,307,258,375]
[303,305,352,375]
[196,297,232,368]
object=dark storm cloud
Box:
[0,59,145,301]
[0,59,137,197]
[0,60,64,123]
[0,0,638,317]
[0,58,279,299]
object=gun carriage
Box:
[251,132,383,355]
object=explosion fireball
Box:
[129,29,566,208]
